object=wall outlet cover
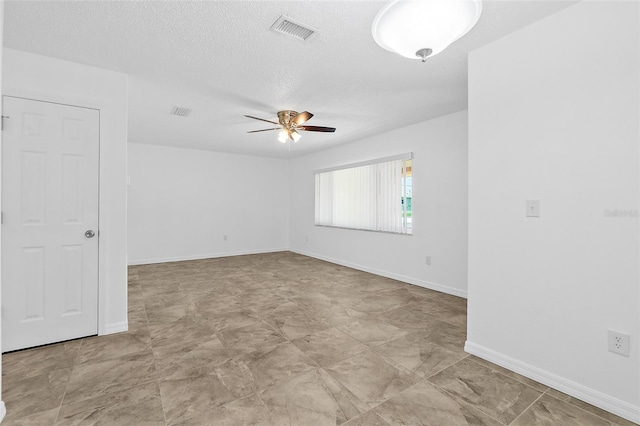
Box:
[608,330,630,356]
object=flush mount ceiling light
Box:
[372,0,482,62]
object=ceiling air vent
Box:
[270,15,317,42]
[170,106,192,117]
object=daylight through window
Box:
[314,153,412,235]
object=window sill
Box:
[314,224,413,236]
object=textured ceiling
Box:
[4,0,574,158]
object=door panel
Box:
[2,96,99,352]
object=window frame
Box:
[313,152,413,235]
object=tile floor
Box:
[1,252,636,425]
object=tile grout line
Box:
[333,318,411,351]
[507,392,545,426]
[542,388,632,426]
[429,355,548,426]
[54,337,85,424]
[435,383,510,426]
[464,355,549,393]
[422,355,518,425]
[138,272,169,426]
[422,354,472,380]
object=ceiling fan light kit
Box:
[246,110,336,145]
[372,0,482,61]
[278,130,288,144]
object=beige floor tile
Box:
[379,302,450,331]
[324,349,420,410]
[145,302,200,327]
[142,282,184,299]
[239,342,319,391]
[78,331,151,364]
[175,394,274,426]
[4,253,630,426]
[212,358,258,399]
[158,374,237,425]
[292,327,369,367]
[218,322,287,356]
[152,336,233,381]
[57,382,165,425]
[374,332,468,378]
[128,309,150,331]
[344,288,423,314]
[148,317,217,350]
[63,350,157,405]
[342,410,391,426]
[543,389,637,426]
[337,317,409,348]
[512,394,613,426]
[2,406,60,426]
[2,339,81,380]
[263,303,333,340]
[260,369,366,425]
[374,380,503,426]
[428,357,542,424]
[288,291,343,312]
[239,291,292,315]
[467,355,548,392]
[205,309,262,333]
[310,305,369,328]
[144,292,192,311]
[193,292,244,316]
[2,368,72,420]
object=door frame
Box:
[3,89,113,336]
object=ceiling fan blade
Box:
[245,115,279,125]
[292,111,314,126]
[247,128,281,133]
[298,125,336,133]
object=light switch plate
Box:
[526,200,540,217]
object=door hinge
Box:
[1,116,9,131]
[1,212,3,224]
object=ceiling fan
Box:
[245,110,336,143]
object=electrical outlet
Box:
[425,256,431,266]
[608,330,630,356]
[223,235,228,241]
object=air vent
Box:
[270,15,317,42]
[170,106,192,117]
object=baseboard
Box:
[291,249,467,299]
[128,248,466,299]
[464,341,640,424]
[127,248,289,266]
[0,401,6,423]
[100,321,128,336]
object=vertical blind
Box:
[314,153,412,234]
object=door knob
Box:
[85,230,96,238]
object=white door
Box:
[2,96,99,352]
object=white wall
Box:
[289,111,468,297]
[3,48,129,335]
[127,143,289,264]
[0,3,6,422]
[467,2,639,423]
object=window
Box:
[314,153,413,235]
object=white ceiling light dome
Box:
[372,0,483,61]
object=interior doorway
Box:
[1,96,100,352]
